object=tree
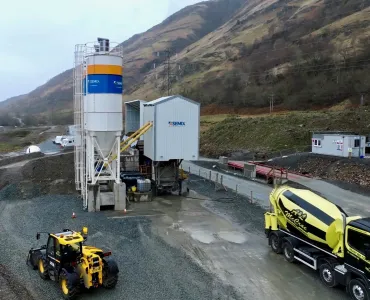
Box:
[0,113,19,126]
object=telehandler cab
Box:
[27,227,119,299]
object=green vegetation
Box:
[0,143,22,153]
[200,109,370,157]
[0,112,20,126]
[4,130,31,138]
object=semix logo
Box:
[88,80,100,84]
[169,121,185,127]
[113,81,123,86]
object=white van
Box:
[61,137,75,148]
[54,135,67,144]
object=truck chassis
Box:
[266,228,370,300]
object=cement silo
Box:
[74,38,126,211]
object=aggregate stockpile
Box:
[265,186,370,300]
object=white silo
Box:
[74,38,125,210]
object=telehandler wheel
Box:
[319,263,338,288]
[282,242,295,263]
[269,232,282,254]
[102,259,119,289]
[348,278,369,300]
[38,257,49,280]
[59,271,80,300]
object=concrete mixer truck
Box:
[265,185,370,300]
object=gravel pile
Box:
[22,153,74,181]
[0,152,44,168]
[0,153,75,200]
[266,154,370,189]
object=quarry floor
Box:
[2,152,368,299]
[0,177,348,300]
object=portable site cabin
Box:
[124,95,200,161]
[142,95,200,162]
[311,131,366,158]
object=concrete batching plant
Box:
[74,38,200,212]
[74,38,125,210]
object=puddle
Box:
[190,230,215,244]
[161,200,173,205]
[218,231,247,244]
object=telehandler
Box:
[27,227,119,299]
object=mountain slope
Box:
[128,0,370,110]
[2,0,370,121]
[0,0,245,115]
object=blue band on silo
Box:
[83,74,123,95]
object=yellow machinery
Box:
[105,121,153,167]
[265,185,370,300]
[27,227,118,299]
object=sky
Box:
[0,0,203,102]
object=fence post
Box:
[235,184,238,198]
[188,166,191,174]
[199,169,201,176]
[209,170,211,180]
[220,175,223,186]
[250,191,253,203]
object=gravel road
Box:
[0,154,362,300]
[0,195,240,300]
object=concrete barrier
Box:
[244,163,256,179]
[219,156,228,164]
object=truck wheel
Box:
[348,279,369,300]
[319,263,338,288]
[38,257,49,280]
[59,271,79,300]
[269,232,282,254]
[282,242,295,263]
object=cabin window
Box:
[354,139,360,148]
[55,239,61,259]
[347,228,368,255]
[47,236,56,256]
[312,139,321,147]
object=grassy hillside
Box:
[200,107,370,157]
[128,0,370,111]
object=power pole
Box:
[153,48,180,96]
[166,49,171,96]
[270,93,274,113]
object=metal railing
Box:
[184,165,267,205]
